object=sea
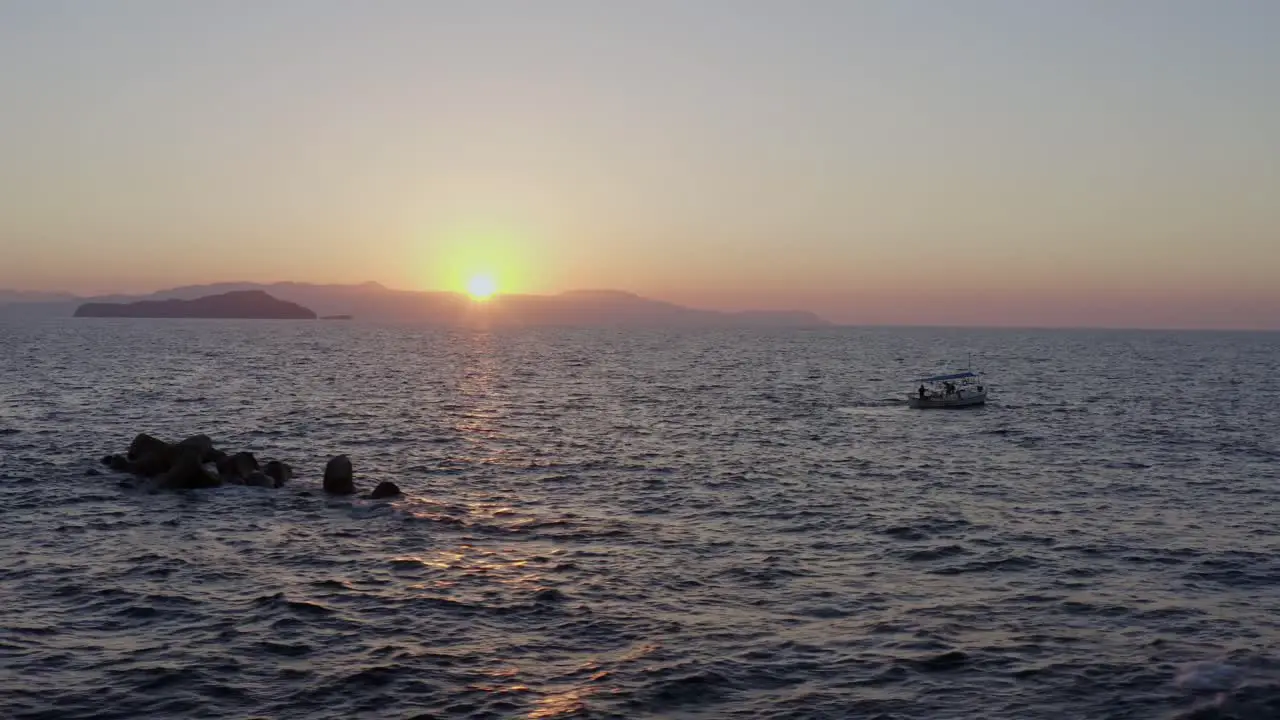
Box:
[1,319,1279,720]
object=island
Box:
[74,290,317,319]
[40,281,833,327]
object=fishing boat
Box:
[907,371,987,409]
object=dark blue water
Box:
[2,320,1279,719]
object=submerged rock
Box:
[232,451,259,475]
[244,471,274,488]
[105,454,132,473]
[216,451,259,481]
[914,650,970,672]
[533,587,567,603]
[264,460,293,487]
[323,455,355,495]
[369,481,402,500]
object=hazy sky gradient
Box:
[1,1,1277,327]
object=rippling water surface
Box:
[2,320,1279,719]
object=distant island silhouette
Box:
[9,282,830,328]
[74,290,317,319]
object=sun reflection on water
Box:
[395,545,549,596]
[453,331,511,463]
[527,686,592,718]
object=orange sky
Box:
[1,2,1278,329]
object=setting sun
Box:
[466,274,498,300]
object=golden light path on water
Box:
[388,537,652,717]
[392,329,633,718]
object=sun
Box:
[466,274,498,301]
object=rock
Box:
[176,434,215,462]
[216,451,258,480]
[207,448,228,465]
[264,460,293,487]
[85,468,102,477]
[126,434,177,477]
[233,451,259,474]
[106,454,132,473]
[132,450,173,478]
[369,481,402,500]
[215,455,235,478]
[157,449,222,490]
[323,455,355,495]
[128,433,171,461]
[100,454,114,466]
[244,471,274,488]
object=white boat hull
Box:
[907,391,987,409]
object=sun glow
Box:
[420,220,534,297]
[467,274,498,300]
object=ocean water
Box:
[2,319,1279,720]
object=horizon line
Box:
[4,280,1278,334]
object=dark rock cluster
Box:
[100,433,293,490]
[98,435,404,499]
[100,435,407,497]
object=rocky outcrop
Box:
[323,455,355,495]
[157,449,222,490]
[99,433,295,493]
[369,481,402,500]
[93,436,385,498]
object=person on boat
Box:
[944,381,955,395]
[918,384,927,400]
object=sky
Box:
[0,0,1278,328]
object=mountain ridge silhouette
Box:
[2,282,830,327]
